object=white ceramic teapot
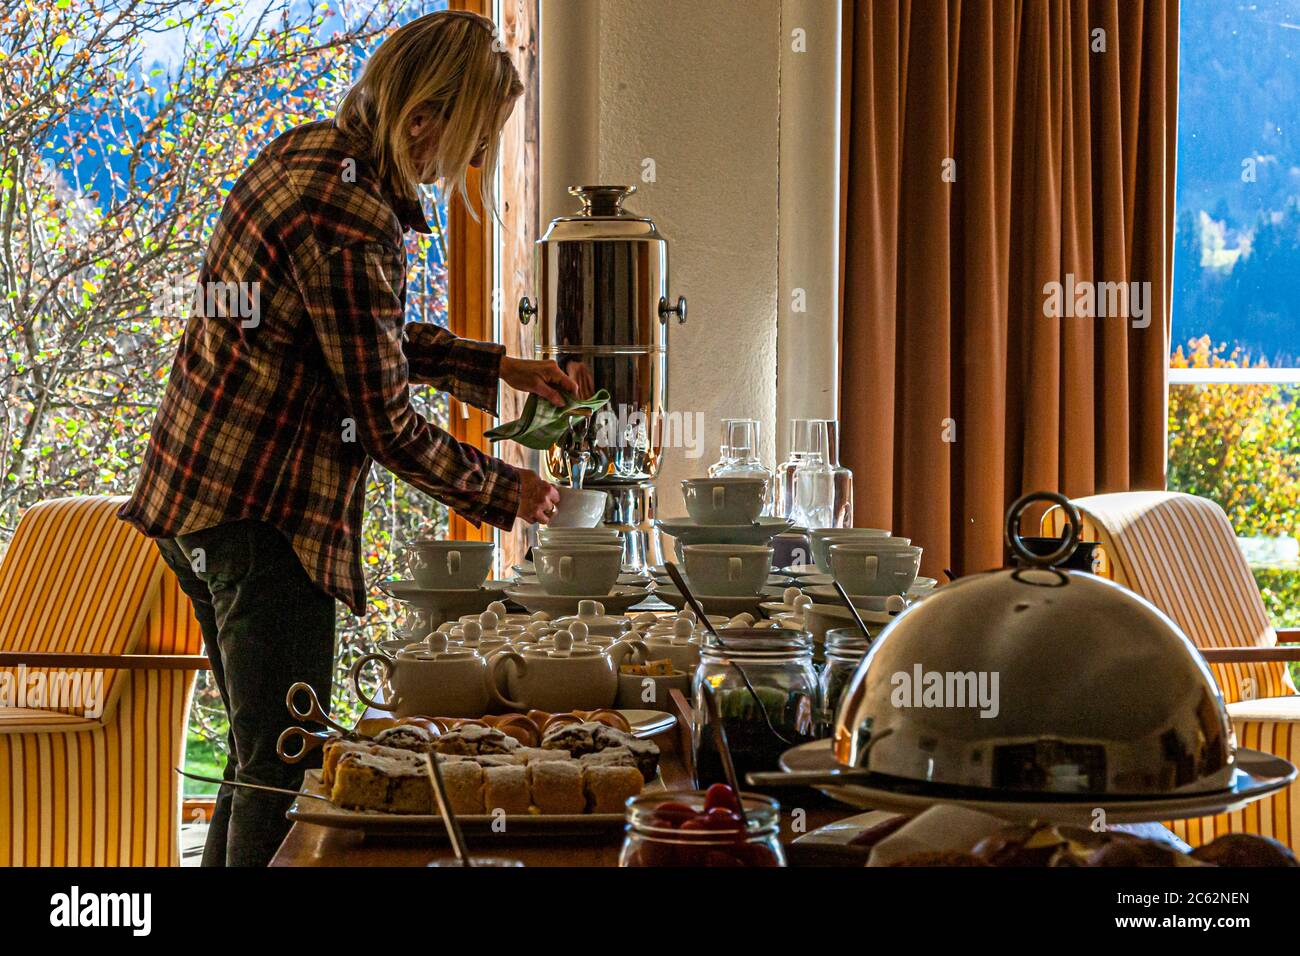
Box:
[487,630,647,712]
[351,633,492,718]
[641,617,702,674]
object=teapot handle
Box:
[487,650,529,711]
[609,638,649,668]
[350,653,399,712]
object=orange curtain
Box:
[839,0,1179,579]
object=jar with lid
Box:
[692,630,820,786]
[619,790,785,867]
[819,627,872,730]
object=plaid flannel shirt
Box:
[120,119,521,613]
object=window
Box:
[0,0,526,798]
[1170,0,1300,631]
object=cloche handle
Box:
[1005,491,1081,569]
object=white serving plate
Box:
[285,708,676,836]
[287,768,663,836]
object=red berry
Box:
[701,807,746,831]
[703,783,741,812]
[651,802,698,828]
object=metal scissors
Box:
[275,681,357,764]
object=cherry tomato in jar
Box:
[700,807,746,832]
[650,801,698,829]
[703,783,742,812]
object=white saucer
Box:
[801,585,919,610]
[653,572,789,589]
[375,580,511,625]
[776,563,823,577]
[766,740,1297,825]
[655,516,793,546]
[516,571,651,588]
[653,583,787,617]
[504,584,654,616]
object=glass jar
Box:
[692,631,820,786]
[619,790,786,867]
[819,627,871,730]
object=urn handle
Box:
[658,294,687,325]
[518,295,537,325]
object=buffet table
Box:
[269,693,852,866]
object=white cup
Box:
[406,539,495,589]
[811,529,903,573]
[682,544,773,596]
[533,544,623,596]
[828,541,923,596]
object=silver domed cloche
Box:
[831,492,1236,796]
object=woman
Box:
[121,11,569,866]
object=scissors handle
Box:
[276,726,331,764]
[285,681,351,736]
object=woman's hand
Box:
[516,468,561,524]
[500,356,580,407]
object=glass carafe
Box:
[775,419,816,520]
[789,421,835,530]
[707,419,772,515]
[823,419,855,528]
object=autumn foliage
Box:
[1168,336,1300,627]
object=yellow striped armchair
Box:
[1046,491,1300,849]
[0,496,207,866]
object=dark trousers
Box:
[156,519,335,867]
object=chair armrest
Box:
[0,651,210,670]
[1278,629,1300,644]
[1198,645,1300,664]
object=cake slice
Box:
[481,765,532,815]
[582,765,643,814]
[331,750,432,814]
[437,759,485,816]
[515,747,573,764]
[528,760,585,814]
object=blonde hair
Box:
[337,10,523,217]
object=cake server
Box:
[174,768,332,803]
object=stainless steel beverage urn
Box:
[518,185,687,566]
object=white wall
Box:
[538,0,839,507]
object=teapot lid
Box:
[398,633,478,661]
[522,630,604,659]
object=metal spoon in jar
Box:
[831,580,874,638]
[423,754,473,867]
[698,681,748,829]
